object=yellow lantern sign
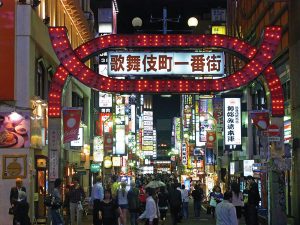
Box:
[104,156,112,168]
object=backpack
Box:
[44,194,54,207]
[44,194,62,209]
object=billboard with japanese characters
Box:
[108,52,225,76]
[224,98,241,146]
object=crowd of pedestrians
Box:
[8,174,261,225]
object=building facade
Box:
[0,0,94,224]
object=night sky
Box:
[92,0,227,34]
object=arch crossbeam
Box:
[48,27,283,117]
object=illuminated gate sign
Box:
[108,52,225,76]
[224,98,241,145]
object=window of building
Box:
[282,80,290,101]
[36,60,46,100]
[72,92,84,121]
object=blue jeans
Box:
[51,209,64,225]
[129,211,139,225]
[194,200,201,217]
[182,202,189,219]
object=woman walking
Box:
[99,189,122,225]
[231,181,244,220]
[209,185,223,218]
[117,182,129,225]
[69,177,85,225]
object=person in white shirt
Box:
[180,185,189,219]
[138,188,159,225]
[216,191,238,225]
[90,176,104,225]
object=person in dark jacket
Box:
[168,183,182,225]
[10,178,26,225]
[158,186,169,224]
[127,181,140,225]
[10,178,26,206]
[244,176,261,225]
[13,191,30,225]
[191,184,204,218]
[50,178,64,225]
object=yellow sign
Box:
[212,26,226,35]
[142,146,153,151]
[112,156,121,167]
[104,156,112,168]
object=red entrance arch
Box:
[48,26,284,118]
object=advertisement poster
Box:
[0,112,30,148]
[63,108,82,143]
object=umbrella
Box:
[145,180,166,189]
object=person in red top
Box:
[139,184,146,213]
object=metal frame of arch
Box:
[48,26,284,118]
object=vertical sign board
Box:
[181,143,187,165]
[224,98,242,149]
[48,129,60,181]
[115,125,126,155]
[213,98,224,136]
[175,117,182,152]
[0,0,15,100]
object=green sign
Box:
[90,163,101,173]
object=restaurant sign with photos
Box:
[2,155,27,179]
[0,112,30,148]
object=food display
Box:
[0,112,29,148]
[0,130,17,147]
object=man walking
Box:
[169,183,182,225]
[191,184,203,218]
[181,185,189,219]
[215,191,238,225]
[127,181,140,225]
[91,176,104,225]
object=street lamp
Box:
[187,17,198,28]
[132,17,143,29]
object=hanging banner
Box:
[249,110,269,130]
[63,108,82,143]
[224,98,241,146]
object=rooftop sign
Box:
[108,52,225,76]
